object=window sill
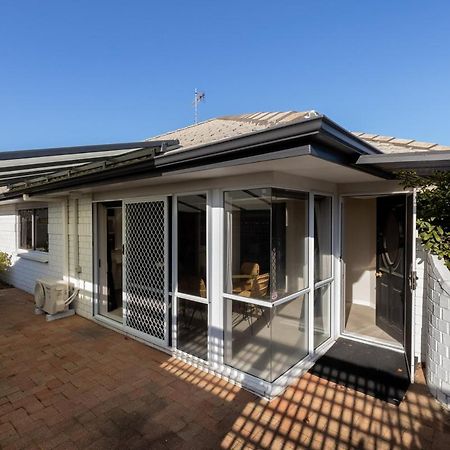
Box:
[16,251,49,263]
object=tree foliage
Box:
[0,251,11,272]
[398,170,450,268]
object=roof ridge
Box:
[353,132,450,151]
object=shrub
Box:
[0,251,11,272]
[398,170,450,269]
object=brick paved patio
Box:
[1,288,449,449]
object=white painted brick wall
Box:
[424,252,450,408]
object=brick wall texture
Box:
[424,253,450,408]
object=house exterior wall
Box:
[0,202,64,293]
[423,252,450,408]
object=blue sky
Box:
[1,0,449,150]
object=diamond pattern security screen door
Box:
[123,198,169,347]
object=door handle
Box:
[375,271,383,278]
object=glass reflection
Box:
[177,298,208,360]
[178,195,207,298]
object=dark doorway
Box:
[97,201,123,321]
[376,195,407,344]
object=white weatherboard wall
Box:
[0,203,64,292]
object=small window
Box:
[18,208,49,252]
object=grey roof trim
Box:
[0,140,179,190]
[0,140,179,160]
[357,150,450,172]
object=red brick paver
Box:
[1,287,449,449]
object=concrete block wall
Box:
[425,253,450,408]
[0,203,64,293]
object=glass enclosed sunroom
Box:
[93,183,335,397]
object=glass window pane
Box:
[224,298,271,380]
[177,195,207,298]
[314,195,332,282]
[34,208,48,252]
[224,189,271,300]
[271,189,308,301]
[224,295,308,382]
[271,294,308,380]
[19,209,33,249]
[177,298,208,360]
[314,284,331,348]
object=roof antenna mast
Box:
[193,88,205,124]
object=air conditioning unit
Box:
[34,278,69,315]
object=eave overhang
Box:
[357,151,450,175]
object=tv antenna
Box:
[193,88,205,124]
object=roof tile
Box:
[410,141,437,149]
[388,138,414,145]
[372,135,395,142]
[359,133,378,140]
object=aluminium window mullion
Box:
[314,277,334,290]
[172,195,178,351]
[308,192,315,355]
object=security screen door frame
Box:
[122,196,170,348]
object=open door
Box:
[97,202,123,322]
[376,194,414,379]
[404,194,415,381]
[376,196,405,344]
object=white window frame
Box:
[17,207,49,254]
[172,192,210,364]
[221,186,336,383]
[311,193,335,353]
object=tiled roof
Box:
[149,111,450,154]
[352,132,450,153]
[148,111,319,152]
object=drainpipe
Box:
[72,197,81,284]
[63,198,69,292]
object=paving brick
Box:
[1,288,450,449]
